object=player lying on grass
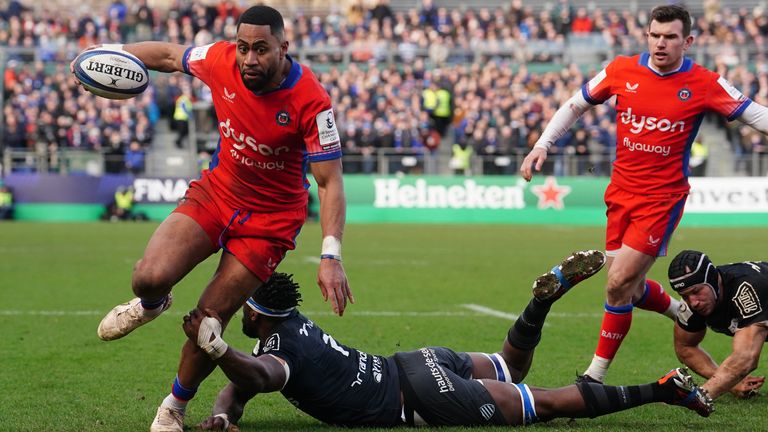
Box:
[669,250,768,400]
[169,250,713,431]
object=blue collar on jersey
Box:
[246,298,296,317]
[639,52,693,76]
[252,55,303,95]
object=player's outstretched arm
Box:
[312,158,353,316]
[673,323,718,379]
[182,308,287,394]
[71,42,187,75]
[122,42,188,73]
[197,383,249,431]
[519,91,591,182]
[701,324,768,399]
[729,374,765,399]
[737,102,768,136]
[520,147,548,182]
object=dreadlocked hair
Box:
[252,272,302,311]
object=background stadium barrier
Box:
[6,174,768,226]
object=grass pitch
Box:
[1,222,766,431]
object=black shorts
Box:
[394,347,507,427]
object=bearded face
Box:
[235,23,288,92]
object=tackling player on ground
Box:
[520,4,768,384]
[179,251,712,431]
[669,250,768,400]
[73,5,352,431]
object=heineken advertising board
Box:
[5,174,768,226]
[336,175,768,226]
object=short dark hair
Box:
[649,5,692,37]
[237,5,285,39]
[252,272,302,311]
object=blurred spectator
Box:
[572,128,591,175]
[370,0,393,27]
[105,185,146,221]
[450,141,472,175]
[172,84,193,148]
[0,181,14,220]
[130,0,156,42]
[571,7,593,33]
[358,124,378,174]
[197,150,211,172]
[124,140,146,174]
[689,137,709,176]
[104,139,125,174]
[3,0,768,178]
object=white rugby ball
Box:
[73,48,149,100]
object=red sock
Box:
[595,304,633,360]
[634,279,671,314]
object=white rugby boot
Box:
[150,405,185,432]
[97,294,172,341]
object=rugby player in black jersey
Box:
[181,250,713,431]
[669,250,768,400]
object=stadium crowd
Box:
[1,0,767,175]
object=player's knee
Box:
[605,272,639,303]
[528,392,556,421]
[132,260,174,297]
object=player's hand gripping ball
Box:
[73,48,149,100]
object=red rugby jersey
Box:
[583,53,751,194]
[183,41,341,212]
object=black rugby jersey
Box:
[677,261,768,338]
[254,311,402,426]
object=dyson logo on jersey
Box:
[219,118,289,157]
[623,137,671,156]
[620,107,685,134]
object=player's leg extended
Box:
[484,367,712,425]
[179,252,263,386]
[630,192,686,320]
[582,246,654,383]
[97,212,217,341]
[471,250,606,383]
[152,252,263,432]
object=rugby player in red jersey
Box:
[520,5,768,384]
[73,5,352,431]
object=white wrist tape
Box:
[101,43,125,52]
[533,142,552,151]
[213,413,230,429]
[321,235,342,257]
[198,316,228,360]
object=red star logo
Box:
[531,176,571,210]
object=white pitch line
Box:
[303,256,431,266]
[0,310,104,316]
[461,304,520,321]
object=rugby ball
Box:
[73,48,149,100]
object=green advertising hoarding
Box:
[9,174,768,225]
[338,175,604,224]
[332,175,768,226]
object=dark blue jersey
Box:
[254,311,402,426]
[677,261,768,338]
